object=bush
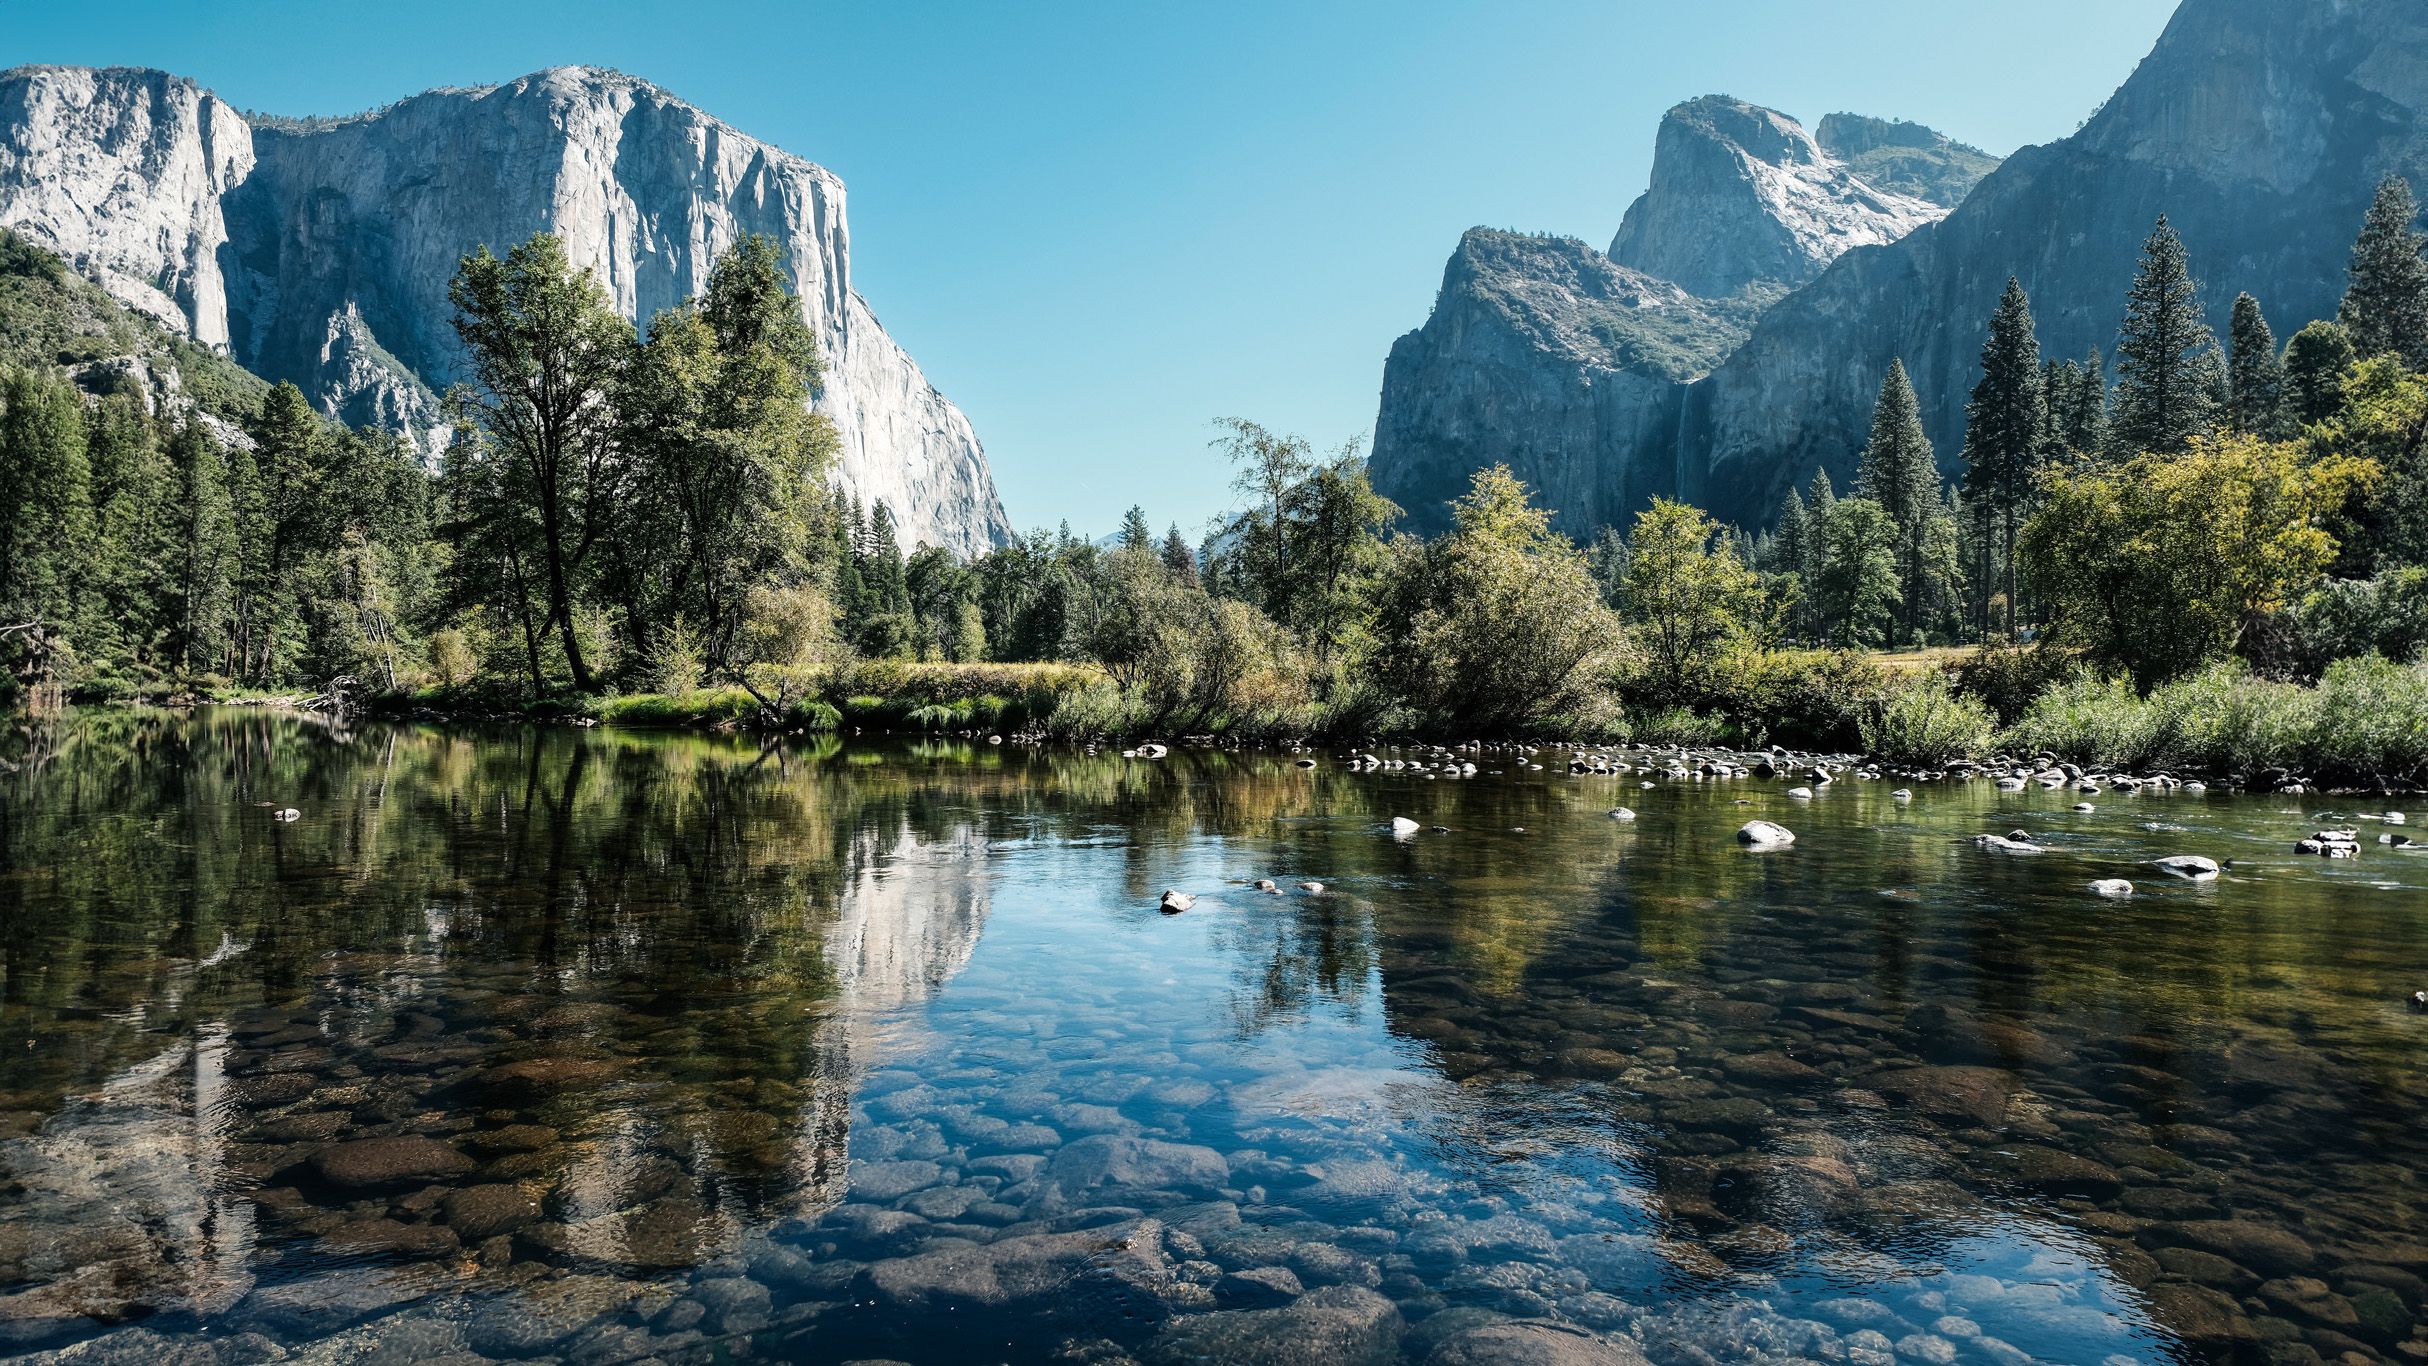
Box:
[598,686,758,726]
[1688,648,1890,751]
[1953,641,2083,724]
[1859,672,1994,764]
[2309,655,2428,784]
[2146,664,2315,777]
[2001,675,2166,769]
[1629,706,1731,747]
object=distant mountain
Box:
[1374,97,1987,535]
[0,65,1014,555]
[1374,0,2428,538]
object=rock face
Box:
[1371,230,1759,534]
[0,64,1013,555]
[1372,98,1984,536]
[1609,96,1949,300]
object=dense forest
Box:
[1,184,2426,783]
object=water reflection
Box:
[0,711,2420,1363]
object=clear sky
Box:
[6,0,2178,540]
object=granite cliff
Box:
[0,65,1013,555]
[1375,98,1987,535]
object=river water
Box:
[0,709,2422,1364]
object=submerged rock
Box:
[308,1137,474,1191]
[2088,879,2134,898]
[1421,1318,1651,1365]
[2152,855,2221,881]
[1148,1284,1403,1366]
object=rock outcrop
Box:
[0,65,1013,555]
[1373,98,1981,536]
[1608,96,1949,300]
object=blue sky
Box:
[8,0,2176,539]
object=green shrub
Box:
[2001,675,2165,769]
[598,686,757,726]
[2308,655,2428,784]
[1630,705,1733,748]
[1859,672,1994,764]
[902,703,961,731]
[2145,664,2315,777]
[1954,641,2084,723]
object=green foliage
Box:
[1858,671,1995,764]
[2226,293,2285,436]
[1961,280,2045,636]
[2290,569,2428,669]
[2338,175,2428,368]
[2002,658,2428,785]
[1381,465,1620,733]
[1617,497,1761,702]
[2281,321,2359,428]
[1816,496,1901,647]
[1953,641,2084,724]
[2023,434,2374,687]
[2110,216,2219,456]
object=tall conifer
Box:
[2110,216,2219,455]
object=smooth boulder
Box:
[1737,821,1795,848]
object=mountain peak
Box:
[1607,96,1955,299]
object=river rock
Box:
[1051,1134,1230,1198]
[308,1137,474,1191]
[2164,1219,2318,1275]
[2088,879,2133,898]
[1863,1066,2013,1127]
[1972,834,2043,853]
[691,1275,773,1335]
[1160,890,1196,914]
[1736,821,1794,848]
[443,1184,540,1240]
[1421,1318,1651,1365]
[1148,1284,1403,1366]
[1217,1266,1306,1308]
[320,1218,461,1259]
[863,1220,1173,1312]
[1391,817,1422,836]
[2151,855,2220,881]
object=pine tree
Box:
[167,420,238,675]
[1772,489,1812,640]
[1804,470,1836,638]
[1160,525,1198,586]
[2051,348,2109,458]
[2225,293,2285,436]
[0,368,96,650]
[1959,279,2046,638]
[1117,505,1153,554]
[1857,359,1940,644]
[2282,320,2360,427]
[83,394,175,669]
[2110,216,2219,456]
[2339,175,2428,367]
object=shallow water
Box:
[1,709,2423,1364]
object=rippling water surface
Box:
[1,709,2424,1364]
